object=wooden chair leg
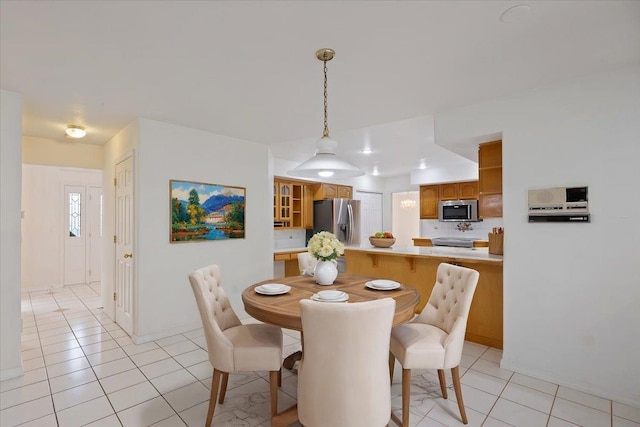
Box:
[269,370,279,417]
[389,352,395,383]
[218,371,229,404]
[437,369,448,399]
[402,368,411,427]
[207,369,222,427]
[451,366,468,425]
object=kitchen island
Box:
[344,245,503,349]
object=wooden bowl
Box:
[369,237,396,248]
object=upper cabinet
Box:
[274,178,317,229]
[419,185,439,219]
[478,140,503,218]
[313,183,352,200]
[420,181,478,219]
[439,181,478,201]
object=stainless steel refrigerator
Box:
[313,198,361,246]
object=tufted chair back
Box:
[415,262,479,367]
[189,264,242,372]
[298,298,396,427]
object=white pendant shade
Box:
[288,136,364,178]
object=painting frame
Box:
[170,179,246,243]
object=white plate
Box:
[317,290,346,300]
[255,284,291,295]
[311,293,349,302]
[366,280,400,291]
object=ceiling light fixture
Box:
[372,166,379,176]
[400,199,416,209]
[361,148,373,155]
[419,160,426,170]
[65,125,86,139]
[288,49,364,179]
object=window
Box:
[69,192,81,237]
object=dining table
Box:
[241,273,421,427]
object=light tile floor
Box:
[2,284,639,426]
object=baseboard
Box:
[501,357,640,408]
[1,366,24,381]
[131,321,203,345]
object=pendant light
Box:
[288,49,364,179]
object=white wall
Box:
[1,90,23,380]
[435,65,640,406]
[21,165,102,290]
[23,136,104,169]
[391,191,419,246]
[132,119,273,342]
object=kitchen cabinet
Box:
[274,181,293,227]
[439,181,478,200]
[313,183,352,200]
[478,140,502,218]
[420,181,478,219]
[273,250,307,277]
[419,185,439,219]
[274,179,312,229]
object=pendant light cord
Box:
[323,59,330,138]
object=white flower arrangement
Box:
[307,231,345,262]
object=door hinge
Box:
[113,292,116,301]
[113,235,116,243]
[114,178,117,186]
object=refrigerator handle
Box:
[347,203,354,244]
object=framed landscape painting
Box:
[170,180,245,243]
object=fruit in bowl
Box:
[369,232,396,248]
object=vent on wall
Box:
[528,186,590,222]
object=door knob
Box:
[123,253,133,259]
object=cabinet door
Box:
[439,183,459,200]
[459,181,479,199]
[314,183,338,200]
[480,194,503,218]
[479,141,502,168]
[278,182,293,222]
[303,185,314,229]
[338,185,352,199]
[420,185,439,219]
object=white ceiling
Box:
[2,1,639,177]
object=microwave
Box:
[438,200,480,222]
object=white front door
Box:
[88,186,102,284]
[115,156,134,335]
[64,185,87,285]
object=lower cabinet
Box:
[274,251,306,277]
[344,249,503,349]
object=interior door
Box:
[354,191,383,238]
[64,185,87,285]
[115,156,134,335]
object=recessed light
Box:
[65,125,86,139]
[419,160,426,170]
[500,4,531,24]
[372,166,379,176]
[361,148,373,154]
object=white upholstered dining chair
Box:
[297,297,396,427]
[297,251,318,275]
[188,264,283,427]
[389,263,479,426]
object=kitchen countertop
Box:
[274,247,308,254]
[344,244,503,263]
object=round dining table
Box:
[242,273,421,332]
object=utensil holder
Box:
[488,233,504,255]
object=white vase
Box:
[314,260,338,285]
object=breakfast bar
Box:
[344,245,504,349]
